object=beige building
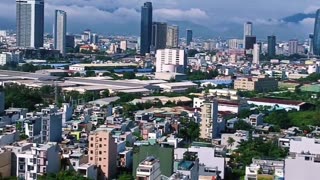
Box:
[136,156,161,180]
[234,75,278,92]
[88,130,117,180]
[0,150,11,178]
[200,100,222,140]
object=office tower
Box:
[89,130,117,179]
[253,44,260,64]
[167,25,179,48]
[156,49,186,73]
[314,9,320,55]
[200,100,219,140]
[54,10,67,56]
[41,112,62,143]
[66,35,75,48]
[140,2,153,55]
[228,39,243,49]
[92,33,99,44]
[120,40,127,51]
[151,22,167,51]
[245,36,256,50]
[136,157,161,180]
[186,29,193,46]
[268,35,276,57]
[243,22,253,45]
[288,39,298,55]
[16,0,44,48]
[309,34,314,55]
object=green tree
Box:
[123,72,136,79]
[39,170,90,180]
[85,70,96,77]
[227,137,236,149]
[101,90,110,98]
[118,173,134,180]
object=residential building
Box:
[0,150,11,178]
[92,33,99,44]
[16,142,60,180]
[140,2,153,55]
[0,53,10,66]
[247,113,264,126]
[186,29,193,46]
[67,153,97,180]
[167,25,179,48]
[16,0,44,48]
[54,10,67,56]
[120,40,127,51]
[268,35,276,57]
[23,116,42,140]
[253,43,260,64]
[228,39,243,49]
[174,151,199,180]
[221,130,249,150]
[234,75,278,92]
[88,129,117,179]
[199,100,221,140]
[151,22,167,51]
[40,107,62,143]
[288,39,298,55]
[155,49,186,73]
[136,156,161,180]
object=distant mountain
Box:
[282,13,315,23]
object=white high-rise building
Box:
[253,43,260,64]
[288,39,298,55]
[166,25,179,48]
[155,49,186,73]
[0,53,10,65]
[16,0,44,48]
[120,40,127,51]
[228,39,243,49]
[54,10,67,56]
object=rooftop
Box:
[248,98,305,106]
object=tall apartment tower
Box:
[309,34,314,55]
[267,35,276,57]
[16,0,44,48]
[253,44,260,64]
[167,25,179,48]
[88,130,117,180]
[54,10,67,56]
[200,100,219,140]
[243,22,253,46]
[288,39,298,55]
[186,29,193,46]
[313,9,320,55]
[151,22,167,51]
[41,113,62,143]
[140,2,153,55]
[155,49,186,73]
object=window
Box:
[90,157,93,160]
[99,158,102,161]
[100,138,102,141]
[305,156,311,161]
[91,137,93,141]
[99,144,102,148]
[90,151,93,154]
[90,144,93,147]
[99,151,102,155]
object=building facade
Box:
[243,22,253,45]
[16,0,44,48]
[288,39,298,55]
[234,75,278,92]
[253,43,260,64]
[41,112,62,143]
[199,100,219,140]
[313,9,320,55]
[88,130,117,179]
[140,2,153,55]
[267,35,276,57]
[54,10,67,56]
[151,22,167,51]
[136,156,161,180]
[166,25,179,48]
[155,49,186,73]
[186,29,193,46]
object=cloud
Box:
[154,8,209,25]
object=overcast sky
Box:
[0,0,319,39]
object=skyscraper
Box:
[245,36,256,50]
[253,44,260,64]
[166,25,179,48]
[288,39,298,55]
[16,0,44,48]
[186,29,193,46]
[243,22,253,46]
[313,9,320,55]
[140,2,153,55]
[309,34,314,55]
[151,22,167,51]
[54,10,67,56]
[268,35,276,57]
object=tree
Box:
[101,90,110,98]
[85,70,96,77]
[227,137,236,149]
[265,110,292,129]
[39,170,90,180]
[118,173,134,180]
[123,72,136,79]
[234,120,253,131]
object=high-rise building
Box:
[228,39,243,49]
[200,100,219,140]
[309,34,314,55]
[54,10,67,56]
[66,35,75,49]
[88,130,117,179]
[253,44,260,64]
[313,9,320,55]
[167,25,179,48]
[267,35,276,57]
[288,39,298,55]
[120,40,127,51]
[186,29,193,46]
[243,22,253,46]
[92,33,99,44]
[155,49,186,73]
[140,2,153,55]
[245,36,256,50]
[16,0,44,48]
[151,22,167,51]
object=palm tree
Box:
[227,137,236,149]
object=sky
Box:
[1,0,320,40]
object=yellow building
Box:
[234,75,278,92]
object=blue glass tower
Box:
[140,2,153,55]
[313,9,320,55]
[186,29,193,46]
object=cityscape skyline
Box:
[1,0,319,39]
